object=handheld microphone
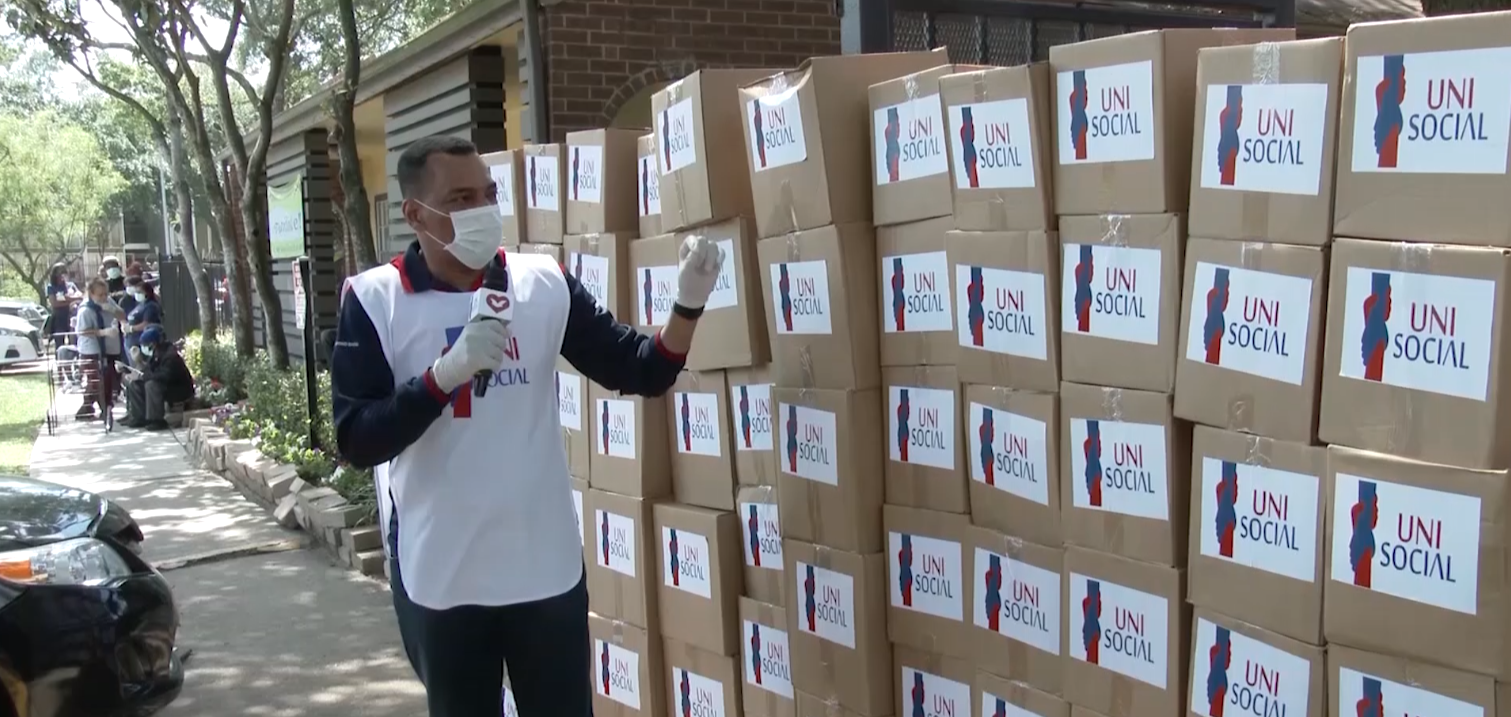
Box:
[469,262,514,398]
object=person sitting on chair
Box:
[123,326,194,431]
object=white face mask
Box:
[142,345,154,357]
[106,268,123,279]
[420,202,504,270]
[130,290,144,301]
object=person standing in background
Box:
[75,278,125,421]
[123,279,162,362]
[43,263,80,353]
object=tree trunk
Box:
[239,175,289,369]
[166,101,217,346]
[192,144,255,355]
[333,0,377,270]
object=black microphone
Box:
[469,262,513,398]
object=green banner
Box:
[267,177,305,259]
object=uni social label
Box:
[1336,266,1496,401]
[1057,61,1157,165]
[742,619,795,698]
[595,638,642,710]
[883,251,953,334]
[729,383,774,452]
[595,509,637,578]
[658,96,698,173]
[674,391,722,457]
[1350,47,1511,176]
[1190,617,1312,717]
[489,164,515,217]
[1200,82,1330,196]
[595,398,636,459]
[874,94,949,185]
[636,264,680,327]
[1337,668,1484,717]
[769,259,832,335]
[1184,262,1314,386]
[739,500,782,570]
[1069,417,1170,521]
[572,487,583,548]
[779,403,839,485]
[968,402,1050,506]
[1329,472,1481,615]
[525,154,559,212]
[568,251,611,311]
[568,144,603,204]
[972,546,1062,656]
[637,153,660,217]
[983,693,1050,717]
[1198,457,1320,583]
[748,87,808,171]
[1068,572,1169,688]
[556,370,582,431]
[662,526,713,599]
[888,531,964,621]
[1062,244,1163,346]
[704,239,738,311]
[796,560,856,648]
[948,97,1038,190]
[671,667,725,717]
[901,666,971,717]
[956,264,1049,360]
[889,385,956,470]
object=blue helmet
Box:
[141,326,166,346]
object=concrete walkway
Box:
[29,415,427,716]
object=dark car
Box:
[0,475,182,717]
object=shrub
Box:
[186,330,249,403]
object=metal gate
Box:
[157,258,230,340]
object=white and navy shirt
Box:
[332,243,684,610]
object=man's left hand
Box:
[675,235,725,311]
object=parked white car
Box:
[0,299,47,332]
[0,313,40,369]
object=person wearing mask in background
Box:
[123,279,162,361]
[43,263,80,354]
[75,278,125,420]
[122,326,193,431]
[331,135,724,717]
[102,256,127,297]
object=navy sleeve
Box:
[559,272,684,397]
[330,292,450,468]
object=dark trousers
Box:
[389,559,592,717]
[125,378,170,423]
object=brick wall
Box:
[540,0,841,140]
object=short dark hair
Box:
[397,135,478,199]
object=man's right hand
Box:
[430,319,511,392]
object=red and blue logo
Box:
[803,564,817,631]
[978,407,995,486]
[1081,578,1102,664]
[897,534,915,607]
[571,147,581,201]
[991,698,1008,717]
[668,528,681,586]
[749,624,764,684]
[600,641,612,695]
[1069,70,1090,161]
[1360,273,1393,382]
[753,103,768,169]
[966,266,986,347]
[896,388,911,462]
[1207,626,1233,717]
[777,264,794,332]
[600,401,611,454]
[679,669,692,717]
[1357,676,1386,717]
[1349,480,1380,588]
[884,107,902,183]
[738,386,752,447]
[1217,86,1244,186]
[600,511,611,566]
[1083,420,1104,507]
[528,156,538,207]
[910,671,927,717]
[572,252,584,282]
[747,504,761,567]
[641,157,653,215]
[1073,245,1095,333]
[680,393,692,452]
[660,108,673,171]
[785,405,799,473]
[642,268,655,326]
[1373,55,1406,169]
[890,257,907,331]
[983,553,1003,631]
[960,106,980,188]
[1203,267,1231,365]
[1215,461,1240,558]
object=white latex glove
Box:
[129,346,142,363]
[430,318,511,392]
[100,323,120,337]
[675,235,725,310]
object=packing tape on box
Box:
[780,179,802,245]
[1244,433,1273,467]
[1099,214,1128,247]
[1226,392,1256,433]
[812,545,843,707]
[1358,241,1435,456]
[1110,674,1136,717]
[1100,387,1125,422]
[663,82,691,230]
[972,71,987,102]
[1252,42,1281,85]
[610,617,626,645]
[904,74,920,101]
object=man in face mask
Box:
[330,135,724,717]
[122,326,193,430]
[101,256,127,296]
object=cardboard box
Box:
[883,365,967,514]
[1189,609,1326,717]
[894,646,974,717]
[1063,546,1190,717]
[1188,426,1327,645]
[481,149,527,247]
[589,384,671,499]
[588,489,661,630]
[738,484,785,607]
[728,365,778,487]
[795,691,863,717]
[565,231,636,320]
[773,387,885,554]
[1049,28,1294,215]
[946,229,1061,392]
[632,219,770,371]
[869,64,987,227]
[968,526,1065,695]
[1324,445,1511,678]
[654,69,781,233]
[636,134,662,239]
[740,598,797,717]
[565,128,641,235]
[523,144,566,244]
[669,370,736,510]
[590,612,666,717]
[1188,38,1345,246]
[939,63,1057,232]
[1317,238,1511,469]
[1174,237,1328,444]
[784,540,892,716]
[884,505,971,659]
[558,359,589,479]
[980,674,1069,717]
[1060,213,1184,393]
[517,242,561,264]
[654,503,742,656]
[742,50,943,239]
[1327,645,1499,717]
[1061,382,1192,567]
[572,476,589,553]
[1334,13,1511,247]
[965,385,1062,547]
[664,638,743,717]
[878,216,956,367]
[757,223,881,391]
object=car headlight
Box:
[0,538,134,586]
[0,327,22,338]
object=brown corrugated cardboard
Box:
[884,506,970,659]
[979,672,1070,717]
[1324,445,1511,679]
[965,385,1063,547]
[654,503,742,656]
[738,484,785,607]
[1049,29,1295,215]
[869,64,987,227]
[1333,13,1511,247]
[632,220,770,371]
[740,598,797,717]
[590,612,666,717]
[795,691,862,717]
[784,540,892,716]
[757,223,881,391]
[635,134,662,239]
[1063,546,1190,717]
[728,365,778,487]
[557,359,589,479]
[565,231,635,320]
[663,639,743,717]
[1328,645,1498,717]
[572,476,589,554]
[1189,609,1325,717]
[588,489,661,631]
[968,526,1065,695]
[946,229,1061,392]
[894,646,974,717]
[589,384,671,499]
[772,387,885,554]
[1188,39,1344,246]
[523,144,566,244]
[1317,238,1511,469]
[878,217,957,367]
[565,128,641,235]
[1188,426,1326,645]
[1174,237,1328,444]
[939,64,1057,232]
[669,370,735,510]
[1061,382,1192,567]
[481,149,527,247]
[884,366,967,514]
[517,242,562,264]
[1060,213,1184,393]
[653,69,781,233]
[741,50,943,239]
